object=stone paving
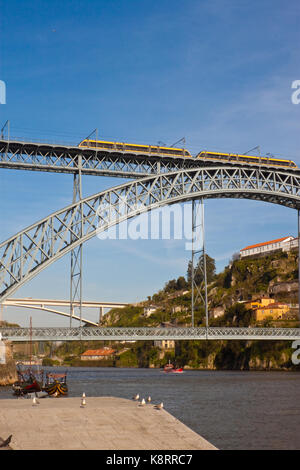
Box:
[0,396,217,450]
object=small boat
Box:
[12,319,44,396]
[163,360,184,374]
[171,367,183,374]
[12,364,43,396]
[43,373,68,397]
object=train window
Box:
[125,145,147,152]
[97,142,113,149]
[205,153,222,162]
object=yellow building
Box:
[254,302,290,321]
[244,298,275,311]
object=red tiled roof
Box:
[81,348,115,356]
[241,237,292,252]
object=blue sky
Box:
[0,0,300,326]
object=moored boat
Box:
[163,360,184,373]
[12,364,44,396]
[43,373,68,397]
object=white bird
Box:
[80,397,86,408]
[147,396,151,403]
[32,396,39,406]
[139,398,146,406]
[154,402,163,410]
[82,392,86,398]
[133,393,140,401]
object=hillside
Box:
[210,250,298,310]
[97,250,299,371]
[103,250,299,329]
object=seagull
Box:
[32,396,39,406]
[80,397,86,408]
[132,393,139,401]
[139,398,146,406]
[82,392,86,398]
[147,396,151,403]
[0,435,12,448]
[154,402,163,410]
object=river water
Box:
[0,367,299,450]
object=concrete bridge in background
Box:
[1,298,129,326]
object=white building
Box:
[154,340,175,350]
[240,236,297,259]
[143,305,158,317]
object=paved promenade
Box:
[0,396,217,450]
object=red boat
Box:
[12,365,43,396]
[163,361,183,373]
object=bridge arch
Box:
[0,165,300,301]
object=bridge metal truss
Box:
[1,326,299,342]
[1,165,300,302]
[2,139,299,179]
[0,139,203,178]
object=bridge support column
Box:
[98,306,104,325]
[70,156,83,327]
[191,199,208,329]
[298,210,300,322]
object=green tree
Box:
[176,276,188,290]
[224,303,253,327]
[187,254,216,286]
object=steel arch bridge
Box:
[1,165,300,303]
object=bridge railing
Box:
[1,327,300,341]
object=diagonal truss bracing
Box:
[0,139,199,178]
[1,326,300,342]
[2,139,300,179]
[1,166,300,301]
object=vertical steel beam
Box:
[298,210,300,322]
[191,199,208,329]
[70,156,83,327]
[202,201,209,329]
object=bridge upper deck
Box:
[1,139,299,178]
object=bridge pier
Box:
[99,306,104,324]
[298,210,300,322]
[70,157,83,328]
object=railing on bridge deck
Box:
[1,327,300,342]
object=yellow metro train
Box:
[196,150,297,169]
[78,139,191,157]
[78,139,297,169]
